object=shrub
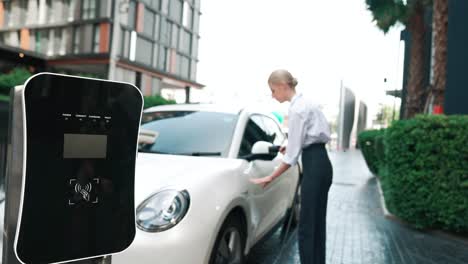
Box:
[0,68,32,96]
[143,95,176,109]
[382,115,468,232]
[357,129,386,175]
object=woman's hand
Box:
[250,175,275,188]
[250,162,290,188]
[279,146,286,154]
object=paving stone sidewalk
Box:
[247,149,468,264]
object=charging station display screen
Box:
[16,74,142,264]
[63,133,107,158]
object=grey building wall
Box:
[357,101,367,135]
[337,86,356,150]
[445,0,468,114]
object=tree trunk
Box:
[404,3,426,119]
[429,0,448,109]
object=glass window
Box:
[54,28,62,54]
[137,36,153,65]
[82,0,97,19]
[179,30,191,54]
[169,0,182,23]
[171,24,178,48]
[47,29,54,56]
[64,0,72,21]
[192,36,198,58]
[151,0,161,10]
[193,11,200,32]
[166,48,172,71]
[158,46,167,70]
[160,19,170,45]
[143,8,154,37]
[120,28,131,58]
[178,30,184,52]
[238,116,271,158]
[34,30,41,53]
[152,43,159,67]
[119,28,125,57]
[261,116,285,145]
[83,24,93,53]
[73,27,80,54]
[4,2,11,27]
[190,59,197,80]
[19,0,28,25]
[141,0,152,6]
[129,30,137,61]
[5,31,19,47]
[46,0,54,23]
[154,14,160,40]
[52,0,64,22]
[93,24,100,53]
[140,111,238,157]
[128,1,136,29]
[62,27,72,54]
[152,77,161,95]
[180,55,190,79]
[182,3,192,29]
[161,0,169,14]
[174,54,180,75]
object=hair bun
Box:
[291,77,298,87]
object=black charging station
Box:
[4,73,143,264]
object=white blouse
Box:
[283,93,331,166]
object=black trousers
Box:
[298,143,333,264]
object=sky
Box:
[191,0,405,124]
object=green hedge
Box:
[357,129,386,175]
[0,68,32,96]
[143,95,176,109]
[382,115,468,231]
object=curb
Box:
[376,178,391,217]
[375,177,468,246]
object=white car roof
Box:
[144,103,243,115]
[144,103,275,114]
[143,103,286,136]
[144,103,283,124]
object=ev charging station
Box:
[2,73,143,264]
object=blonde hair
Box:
[268,69,298,89]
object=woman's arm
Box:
[251,110,306,188]
[250,162,291,188]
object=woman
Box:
[251,69,333,264]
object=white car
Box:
[113,104,301,264]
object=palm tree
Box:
[366,0,432,118]
[426,0,448,113]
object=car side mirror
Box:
[245,141,279,161]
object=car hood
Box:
[134,153,244,204]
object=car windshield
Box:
[139,111,238,157]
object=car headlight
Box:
[136,189,190,232]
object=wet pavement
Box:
[247,149,468,264]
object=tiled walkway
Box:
[247,149,468,264]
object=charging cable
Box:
[272,176,301,264]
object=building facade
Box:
[0,0,203,100]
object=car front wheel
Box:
[209,216,246,264]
